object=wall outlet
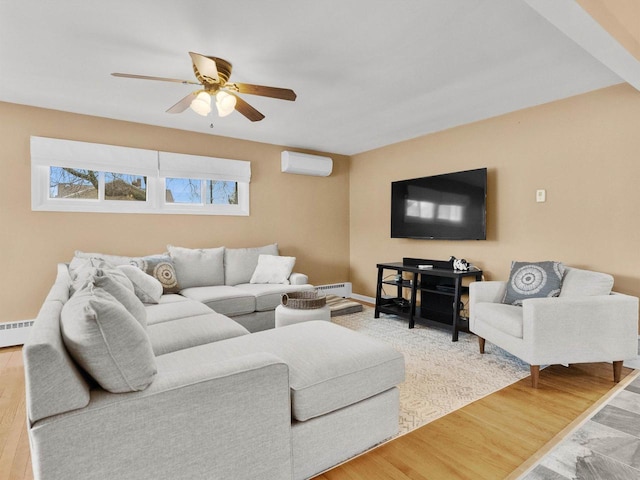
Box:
[536,189,546,202]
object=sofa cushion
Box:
[73,250,134,266]
[234,283,315,312]
[153,321,405,422]
[180,286,256,316]
[60,285,157,393]
[147,313,250,355]
[559,267,614,297]
[167,245,225,289]
[70,261,134,295]
[503,261,565,306]
[130,254,181,294]
[91,272,148,329]
[224,244,279,286]
[475,302,523,338]
[145,297,214,325]
[117,264,163,304]
[250,254,296,284]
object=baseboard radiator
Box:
[315,282,352,297]
[0,320,34,348]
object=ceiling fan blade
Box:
[189,52,219,83]
[230,82,297,101]
[166,92,197,113]
[111,72,200,85]
[231,94,265,122]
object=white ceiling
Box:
[0,0,624,155]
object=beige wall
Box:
[349,84,640,305]
[0,102,350,323]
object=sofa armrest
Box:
[522,293,639,364]
[289,272,308,285]
[29,352,293,480]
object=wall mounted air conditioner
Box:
[281,151,333,177]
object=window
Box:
[31,137,250,215]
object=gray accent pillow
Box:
[130,255,181,294]
[92,272,148,328]
[60,285,157,393]
[503,261,565,306]
[117,264,163,304]
[71,263,134,295]
[224,244,279,286]
[167,245,225,289]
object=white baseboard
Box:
[351,293,375,304]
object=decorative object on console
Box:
[502,260,565,306]
[281,150,333,177]
[450,256,470,271]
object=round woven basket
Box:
[281,290,326,309]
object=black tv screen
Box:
[391,168,487,240]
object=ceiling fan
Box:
[112,52,297,122]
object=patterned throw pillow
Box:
[502,261,565,306]
[130,255,181,294]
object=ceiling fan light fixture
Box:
[215,91,237,117]
[190,91,211,116]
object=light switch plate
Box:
[536,189,546,202]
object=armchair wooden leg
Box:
[530,365,540,388]
[478,337,485,354]
[613,361,623,383]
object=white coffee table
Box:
[274,304,331,327]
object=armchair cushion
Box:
[474,303,523,338]
[503,261,565,306]
[559,267,614,297]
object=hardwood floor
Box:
[314,362,635,480]
[0,347,32,480]
[0,345,633,480]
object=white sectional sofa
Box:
[23,246,405,480]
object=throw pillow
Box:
[117,264,163,304]
[559,267,614,297]
[250,255,296,284]
[224,244,279,286]
[60,285,157,393]
[91,272,148,328]
[167,245,225,289]
[503,261,565,306]
[71,264,134,295]
[73,250,134,267]
[130,254,181,294]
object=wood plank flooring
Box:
[315,362,634,480]
[0,344,633,480]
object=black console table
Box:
[374,262,482,341]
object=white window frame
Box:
[30,137,250,216]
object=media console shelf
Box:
[374,262,483,341]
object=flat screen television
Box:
[391,168,487,240]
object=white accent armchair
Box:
[469,267,639,388]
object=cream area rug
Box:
[332,306,530,436]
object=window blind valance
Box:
[30,137,158,176]
[158,152,251,183]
